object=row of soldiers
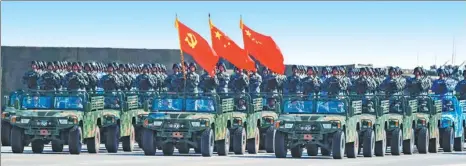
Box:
[22,60,466,100]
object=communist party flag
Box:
[240,18,285,74]
[175,17,219,76]
[209,16,256,71]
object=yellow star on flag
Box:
[215,31,222,40]
[245,30,251,37]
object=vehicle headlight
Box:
[284,123,293,129]
[191,122,200,127]
[331,121,341,129]
[389,120,399,127]
[20,118,30,124]
[200,119,209,127]
[59,119,68,124]
[168,123,181,128]
[362,120,372,128]
[322,123,332,129]
[1,112,9,119]
[153,121,163,126]
[233,118,242,126]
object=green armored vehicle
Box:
[2,91,24,146]
[141,93,234,157]
[9,91,104,154]
[274,95,362,159]
[412,96,442,154]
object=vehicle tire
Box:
[201,128,214,157]
[428,132,439,153]
[363,129,375,157]
[375,129,386,156]
[135,127,143,149]
[390,128,402,155]
[442,127,454,152]
[332,130,345,159]
[31,140,44,153]
[10,126,25,153]
[346,131,358,158]
[290,145,303,158]
[417,128,429,154]
[265,126,275,153]
[178,143,190,154]
[122,125,135,152]
[453,132,464,151]
[233,127,246,155]
[142,128,156,156]
[105,125,120,153]
[247,127,260,154]
[217,128,230,156]
[162,143,175,156]
[402,128,415,155]
[87,127,101,154]
[274,131,287,158]
[1,122,11,146]
[51,140,64,152]
[68,127,82,155]
[306,144,318,156]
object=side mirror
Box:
[14,99,20,109]
[3,95,9,107]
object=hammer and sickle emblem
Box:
[185,33,198,49]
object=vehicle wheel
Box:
[1,122,11,146]
[87,126,101,154]
[105,125,120,153]
[233,127,246,155]
[363,129,375,157]
[178,143,190,154]
[217,128,230,156]
[135,127,143,148]
[332,131,345,159]
[321,147,331,156]
[68,127,82,155]
[375,129,386,156]
[306,144,318,156]
[265,126,275,153]
[31,140,44,153]
[402,128,415,155]
[454,132,464,151]
[346,131,358,158]
[162,143,175,156]
[442,127,454,152]
[10,126,25,153]
[194,139,201,154]
[290,145,303,158]
[247,127,260,154]
[142,128,156,156]
[274,131,287,158]
[200,128,214,157]
[428,129,439,153]
[122,125,135,152]
[417,128,429,154]
[391,128,402,155]
[51,140,64,152]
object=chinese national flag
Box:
[240,19,285,74]
[175,18,219,76]
[209,19,256,71]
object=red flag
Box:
[240,18,285,74]
[175,18,218,76]
[209,18,256,71]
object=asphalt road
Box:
[2,144,466,166]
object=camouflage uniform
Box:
[456,70,466,100]
[22,61,42,90]
[248,71,262,96]
[302,67,322,96]
[134,65,156,91]
[216,63,230,94]
[39,62,62,90]
[169,63,185,93]
[284,65,302,94]
[185,63,200,93]
[432,68,457,96]
[62,63,88,91]
[229,68,249,94]
[200,70,219,94]
[99,63,121,91]
[323,67,348,96]
[83,63,99,91]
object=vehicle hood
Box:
[148,112,215,121]
[16,109,83,118]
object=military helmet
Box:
[189,62,197,70]
[217,62,227,70]
[291,65,298,70]
[172,63,181,70]
[46,61,54,68]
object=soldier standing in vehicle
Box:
[134,64,156,91]
[216,62,230,95]
[200,69,219,94]
[100,63,121,91]
[302,67,322,97]
[22,61,42,90]
[284,65,302,95]
[159,65,169,92]
[229,67,249,94]
[455,69,466,100]
[185,62,200,94]
[248,66,262,97]
[63,62,88,91]
[83,62,99,92]
[39,62,61,91]
[323,67,348,97]
[432,68,458,97]
[168,63,184,93]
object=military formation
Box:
[3,60,466,159]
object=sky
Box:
[1,1,465,69]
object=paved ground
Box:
[2,144,466,166]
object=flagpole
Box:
[175,14,187,95]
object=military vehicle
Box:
[382,95,417,155]
[438,95,464,152]
[274,95,362,159]
[141,93,234,157]
[9,91,104,154]
[2,91,23,146]
[412,95,442,154]
[257,93,281,153]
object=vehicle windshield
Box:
[152,98,183,112]
[283,100,313,113]
[104,96,121,109]
[234,98,248,112]
[54,96,84,110]
[186,99,215,112]
[316,100,347,114]
[9,93,20,106]
[21,96,52,109]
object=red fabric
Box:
[210,23,256,71]
[176,19,218,76]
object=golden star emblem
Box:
[215,31,222,40]
[245,30,251,37]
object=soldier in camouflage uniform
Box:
[158,65,168,92]
[62,62,88,91]
[134,64,156,91]
[229,67,249,94]
[320,67,332,83]
[432,68,457,97]
[22,61,42,90]
[83,62,99,92]
[248,66,262,97]
[200,68,219,94]
[185,62,200,94]
[216,62,230,95]
[100,63,121,91]
[302,66,322,97]
[263,69,282,94]
[284,65,302,95]
[455,69,466,100]
[39,62,62,91]
[323,67,348,97]
[168,63,184,93]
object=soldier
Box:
[432,68,457,96]
[380,67,406,96]
[99,63,121,91]
[302,66,322,97]
[455,69,466,100]
[216,62,230,94]
[406,67,431,96]
[260,67,270,92]
[83,62,99,92]
[248,66,263,97]
[284,65,302,94]
[229,67,249,94]
[159,65,169,92]
[22,61,42,90]
[62,62,88,91]
[134,64,156,91]
[168,63,183,92]
[185,62,200,93]
[38,62,61,91]
[323,67,348,96]
[320,67,332,82]
[200,69,219,94]
[263,70,282,94]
